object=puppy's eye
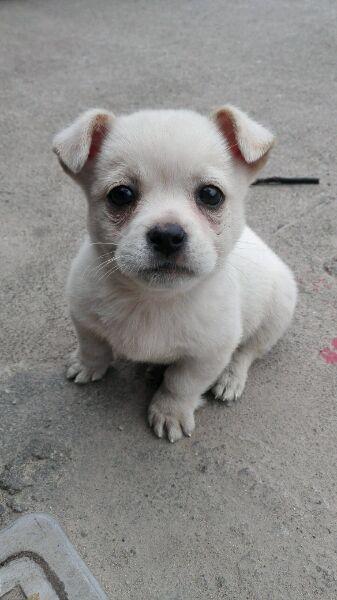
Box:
[197,185,224,207]
[107,185,136,207]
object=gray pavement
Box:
[0,1,336,598]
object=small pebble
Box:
[216,575,227,589]
[7,499,27,513]
[324,256,337,278]
[0,468,26,494]
[28,439,53,460]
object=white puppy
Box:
[53,106,297,442]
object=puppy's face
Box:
[54,107,273,290]
[91,111,245,290]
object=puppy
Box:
[53,106,297,442]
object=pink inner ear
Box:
[88,120,108,160]
[216,112,245,163]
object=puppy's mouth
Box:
[139,262,195,278]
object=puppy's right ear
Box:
[52,109,114,176]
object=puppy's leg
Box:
[212,343,258,402]
[213,268,297,402]
[67,318,112,384]
[148,351,232,442]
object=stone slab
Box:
[0,514,108,600]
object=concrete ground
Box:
[0,0,336,598]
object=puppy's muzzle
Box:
[147,223,187,258]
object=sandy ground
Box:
[0,1,336,598]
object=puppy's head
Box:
[53,106,274,290]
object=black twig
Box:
[252,177,319,186]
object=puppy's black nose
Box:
[147,223,186,257]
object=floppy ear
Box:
[52,109,114,176]
[212,105,274,176]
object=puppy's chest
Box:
[95,293,215,363]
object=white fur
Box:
[53,106,297,442]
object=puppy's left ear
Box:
[212,105,274,179]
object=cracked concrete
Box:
[0,0,336,598]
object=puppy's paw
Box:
[212,364,247,403]
[66,352,109,384]
[148,391,195,443]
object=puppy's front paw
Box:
[148,391,195,443]
[212,364,247,403]
[67,352,109,384]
